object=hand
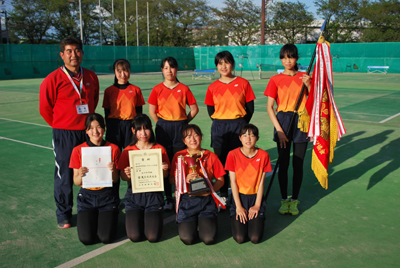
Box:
[236,206,248,224]
[79,166,88,177]
[162,162,168,171]
[185,172,197,184]
[107,162,114,173]
[124,166,131,179]
[277,131,289,148]
[248,204,260,220]
[302,74,311,89]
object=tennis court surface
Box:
[0,72,399,267]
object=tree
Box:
[8,0,53,44]
[215,0,261,46]
[360,0,400,42]
[314,0,366,43]
[266,1,314,44]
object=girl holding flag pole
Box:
[169,124,226,245]
[264,44,311,216]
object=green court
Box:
[0,71,399,267]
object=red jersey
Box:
[170,149,226,186]
[204,76,255,119]
[69,141,121,190]
[264,72,307,112]
[39,67,99,130]
[102,84,145,120]
[225,148,272,195]
[118,143,170,171]
[147,82,196,121]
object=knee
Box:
[201,236,216,245]
[147,234,161,243]
[180,235,196,245]
[250,235,262,244]
[79,235,96,245]
[98,234,114,244]
[128,233,143,242]
[233,234,246,244]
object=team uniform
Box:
[118,143,170,242]
[102,83,145,149]
[225,148,272,243]
[264,72,308,202]
[39,66,99,224]
[204,76,256,196]
[69,140,121,244]
[170,149,226,245]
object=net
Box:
[258,63,281,79]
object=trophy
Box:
[182,152,210,194]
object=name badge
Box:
[76,104,89,114]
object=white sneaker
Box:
[164,200,174,212]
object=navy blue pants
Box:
[105,118,133,149]
[53,128,86,223]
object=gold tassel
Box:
[298,107,310,133]
[311,150,328,189]
[329,107,338,164]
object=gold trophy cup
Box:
[183,153,210,194]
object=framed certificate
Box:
[81,146,112,188]
[129,149,164,193]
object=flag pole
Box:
[264,18,328,201]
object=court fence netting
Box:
[1,42,399,80]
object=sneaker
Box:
[58,219,71,229]
[164,200,174,212]
[289,199,300,216]
[278,199,290,215]
[218,197,228,212]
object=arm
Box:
[212,176,224,192]
[248,172,266,220]
[107,162,120,183]
[207,105,215,120]
[135,105,143,115]
[104,108,110,125]
[162,162,169,178]
[148,104,159,124]
[243,100,254,123]
[302,74,311,93]
[230,171,248,224]
[120,166,131,181]
[39,78,55,126]
[169,174,175,185]
[267,97,288,148]
[187,103,199,123]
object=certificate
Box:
[129,149,164,193]
[81,146,112,188]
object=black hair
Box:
[113,59,131,84]
[161,57,178,69]
[280,44,299,71]
[60,36,83,52]
[214,51,235,67]
[85,113,106,130]
[181,124,203,140]
[130,114,156,145]
[239,124,259,138]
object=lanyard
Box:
[61,66,84,104]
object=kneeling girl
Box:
[118,114,170,242]
[225,124,272,244]
[69,113,121,245]
[170,124,225,245]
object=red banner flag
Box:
[299,38,346,189]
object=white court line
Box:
[339,111,390,117]
[0,136,53,150]
[379,112,400,123]
[0,117,50,128]
[55,214,176,268]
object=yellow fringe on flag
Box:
[311,150,328,189]
[329,106,338,164]
[298,107,310,133]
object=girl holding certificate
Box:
[170,124,225,245]
[148,57,199,211]
[118,114,170,242]
[69,113,121,245]
[225,124,272,244]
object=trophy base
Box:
[189,177,210,194]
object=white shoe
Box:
[164,200,174,212]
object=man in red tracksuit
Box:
[39,36,99,228]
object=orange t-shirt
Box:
[204,76,255,119]
[147,83,196,121]
[225,148,272,195]
[264,72,307,112]
[102,84,145,120]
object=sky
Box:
[209,0,321,19]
